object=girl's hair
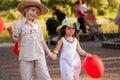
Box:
[57,25,79,41]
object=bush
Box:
[0,9,22,22]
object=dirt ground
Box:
[0,40,120,80]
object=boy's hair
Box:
[57,25,79,41]
[22,6,32,17]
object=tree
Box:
[0,0,21,11]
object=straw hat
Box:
[17,0,48,16]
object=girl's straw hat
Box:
[17,0,48,16]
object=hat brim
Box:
[17,1,48,16]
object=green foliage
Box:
[92,8,98,16]
[0,30,12,43]
[0,9,22,22]
[0,0,21,10]
[101,21,118,33]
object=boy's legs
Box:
[35,60,51,80]
[20,61,34,80]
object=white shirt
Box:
[80,4,87,12]
[14,17,45,61]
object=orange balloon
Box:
[82,55,104,78]
[0,17,5,33]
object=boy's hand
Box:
[7,26,13,35]
[49,53,57,60]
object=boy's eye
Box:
[36,11,39,14]
[32,9,35,12]
[32,9,39,14]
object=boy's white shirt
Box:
[14,17,46,61]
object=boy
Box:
[7,0,56,80]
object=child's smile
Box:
[25,6,40,21]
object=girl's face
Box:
[65,26,75,36]
[25,6,40,21]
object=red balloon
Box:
[0,17,5,33]
[82,55,104,78]
[13,42,19,56]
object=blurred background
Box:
[0,0,120,43]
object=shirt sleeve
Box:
[38,24,44,41]
[13,21,21,41]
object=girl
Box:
[53,18,91,80]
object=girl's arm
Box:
[76,40,91,57]
[53,39,63,55]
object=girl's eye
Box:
[67,27,75,30]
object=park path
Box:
[0,39,120,80]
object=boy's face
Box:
[25,6,40,21]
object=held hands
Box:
[49,53,57,60]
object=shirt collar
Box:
[21,17,37,24]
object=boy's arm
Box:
[42,40,57,60]
[42,40,53,56]
[7,27,18,42]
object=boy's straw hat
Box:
[17,0,48,16]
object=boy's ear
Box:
[23,8,28,16]
[24,8,27,13]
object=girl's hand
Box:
[7,26,13,35]
[86,53,92,57]
[49,53,57,60]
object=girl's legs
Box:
[73,65,81,80]
[20,61,34,80]
[35,60,51,80]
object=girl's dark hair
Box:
[57,25,80,41]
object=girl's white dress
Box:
[60,37,81,80]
